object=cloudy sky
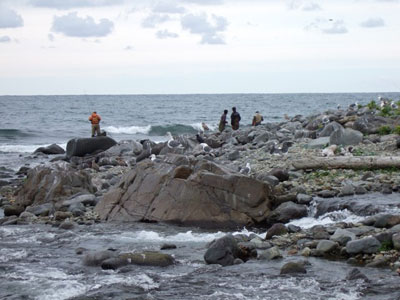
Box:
[0,0,399,95]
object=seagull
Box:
[337,104,341,110]
[391,101,398,109]
[322,145,337,157]
[200,143,211,152]
[322,115,330,124]
[150,154,156,161]
[240,163,251,175]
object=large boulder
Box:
[204,235,242,266]
[353,115,393,134]
[329,128,363,146]
[346,237,381,254]
[95,154,274,228]
[268,201,308,224]
[66,136,117,158]
[319,122,343,137]
[34,143,65,155]
[15,162,95,208]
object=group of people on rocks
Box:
[88,108,264,137]
[218,107,264,132]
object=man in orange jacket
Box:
[89,111,101,137]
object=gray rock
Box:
[61,193,97,208]
[296,193,313,205]
[305,137,330,149]
[249,237,272,250]
[204,235,240,266]
[354,185,367,195]
[59,220,75,230]
[346,268,369,281]
[258,246,282,260]
[280,261,307,275]
[316,240,337,254]
[346,237,381,254]
[257,174,280,186]
[374,214,400,228]
[269,201,308,224]
[330,128,363,146]
[392,232,400,250]
[253,132,272,144]
[83,250,117,266]
[319,122,343,137]
[18,211,37,222]
[265,223,288,239]
[3,205,24,217]
[330,228,356,245]
[66,136,117,158]
[228,150,240,161]
[269,168,289,182]
[101,257,129,270]
[34,143,65,155]
[338,184,355,197]
[25,203,54,216]
[353,115,392,134]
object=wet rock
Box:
[301,247,311,257]
[316,240,338,254]
[280,261,307,275]
[354,185,367,195]
[83,250,117,266]
[296,193,313,205]
[249,237,272,250]
[18,211,37,222]
[345,268,369,281]
[61,193,97,208]
[374,214,400,228]
[59,220,75,230]
[160,243,177,250]
[317,190,337,198]
[265,223,288,239]
[101,257,129,270]
[3,205,24,217]
[121,251,175,267]
[366,257,390,268]
[311,226,330,240]
[330,228,356,246]
[268,201,308,224]
[338,185,355,197]
[25,203,53,216]
[34,143,65,155]
[258,246,282,260]
[346,237,381,254]
[287,224,301,233]
[392,233,400,250]
[204,235,241,266]
[54,211,73,221]
[228,150,240,161]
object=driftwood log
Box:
[292,156,400,170]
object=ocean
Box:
[1,92,399,171]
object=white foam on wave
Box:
[0,248,28,263]
[6,265,159,300]
[118,230,228,243]
[288,209,365,229]
[104,125,151,135]
[191,122,216,132]
[0,143,67,153]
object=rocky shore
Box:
[2,101,400,275]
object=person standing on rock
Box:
[219,109,228,132]
[231,107,241,130]
[252,111,263,126]
[89,111,101,137]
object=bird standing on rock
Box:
[239,163,251,175]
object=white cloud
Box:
[0,6,24,28]
[29,0,123,9]
[181,0,224,4]
[156,29,179,39]
[142,13,170,28]
[305,18,348,34]
[51,12,114,37]
[181,13,228,44]
[302,3,321,11]
[360,17,385,28]
[0,36,11,43]
[153,2,185,14]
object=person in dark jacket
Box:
[230,107,241,130]
[219,109,228,132]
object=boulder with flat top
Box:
[95,154,274,229]
[66,136,117,159]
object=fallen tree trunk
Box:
[292,156,400,170]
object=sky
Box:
[0,0,399,95]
